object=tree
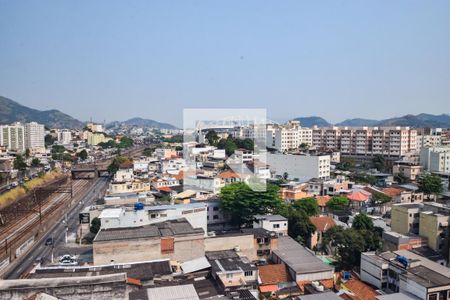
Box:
[336,157,356,171]
[175,146,183,151]
[220,182,283,227]
[77,149,88,160]
[235,138,254,151]
[90,217,101,234]
[222,138,238,156]
[45,134,56,147]
[326,196,349,212]
[98,140,117,149]
[142,147,154,157]
[299,143,309,151]
[107,156,131,174]
[417,173,443,198]
[352,213,374,231]
[25,148,30,158]
[205,130,219,146]
[372,154,386,171]
[13,155,27,171]
[282,172,289,180]
[293,198,320,216]
[285,206,316,245]
[371,191,391,206]
[118,136,134,149]
[31,158,41,167]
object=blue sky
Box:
[1,1,449,126]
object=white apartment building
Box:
[267,153,331,180]
[420,146,450,174]
[24,122,45,151]
[98,203,208,235]
[253,215,288,236]
[0,123,25,153]
[312,126,417,157]
[57,129,72,145]
[266,120,313,152]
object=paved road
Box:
[3,177,109,279]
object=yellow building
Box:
[419,212,450,252]
[86,131,111,146]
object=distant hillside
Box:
[293,116,330,127]
[336,118,379,127]
[0,96,83,128]
[108,117,177,129]
[377,114,450,128]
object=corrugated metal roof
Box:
[181,256,211,274]
[146,284,199,300]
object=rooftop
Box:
[94,218,204,242]
[258,264,290,285]
[272,236,334,275]
[254,214,287,222]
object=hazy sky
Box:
[1,1,450,126]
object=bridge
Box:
[71,162,109,179]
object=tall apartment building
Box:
[57,129,72,145]
[24,122,45,151]
[266,120,312,152]
[420,146,450,174]
[0,123,25,153]
[312,126,417,158]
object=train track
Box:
[0,179,92,255]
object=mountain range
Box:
[0,96,84,128]
[295,114,450,128]
[0,96,177,129]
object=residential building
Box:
[93,218,205,265]
[309,216,336,249]
[393,161,423,181]
[391,203,422,235]
[24,122,45,151]
[206,250,258,293]
[267,153,331,180]
[0,123,25,153]
[360,250,450,299]
[253,215,288,236]
[266,120,313,152]
[86,131,111,145]
[56,129,72,145]
[420,146,450,174]
[312,126,418,158]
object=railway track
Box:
[0,179,92,256]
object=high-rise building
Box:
[0,123,25,153]
[24,122,45,151]
[57,129,72,145]
[266,120,312,152]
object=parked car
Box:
[45,237,53,246]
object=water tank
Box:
[134,202,144,210]
[396,255,409,268]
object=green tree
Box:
[326,196,349,212]
[371,191,391,206]
[336,157,356,171]
[417,173,443,198]
[142,147,154,156]
[118,136,134,149]
[107,156,131,174]
[90,217,101,234]
[293,198,320,216]
[31,158,41,167]
[285,206,316,245]
[223,138,238,156]
[220,182,282,226]
[13,155,27,171]
[25,148,30,158]
[45,134,56,147]
[77,149,88,160]
[235,138,254,151]
[352,213,374,231]
[205,130,219,146]
[372,154,386,171]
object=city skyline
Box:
[1,1,449,125]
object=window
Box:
[213,206,219,211]
[244,271,253,277]
[226,273,233,279]
[427,293,437,300]
[273,224,280,229]
[150,213,157,219]
[213,215,219,220]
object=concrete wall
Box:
[267,153,330,180]
[205,234,256,261]
[93,233,205,265]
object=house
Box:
[382,187,424,204]
[253,215,288,236]
[316,195,331,213]
[206,250,258,293]
[309,216,336,249]
[346,191,370,211]
[258,264,295,295]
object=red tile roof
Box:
[382,187,404,197]
[342,277,379,300]
[316,195,331,207]
[310,216,336,232]
[258,264,290,285]
[217,170,241,179]
[347,191,369,202]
